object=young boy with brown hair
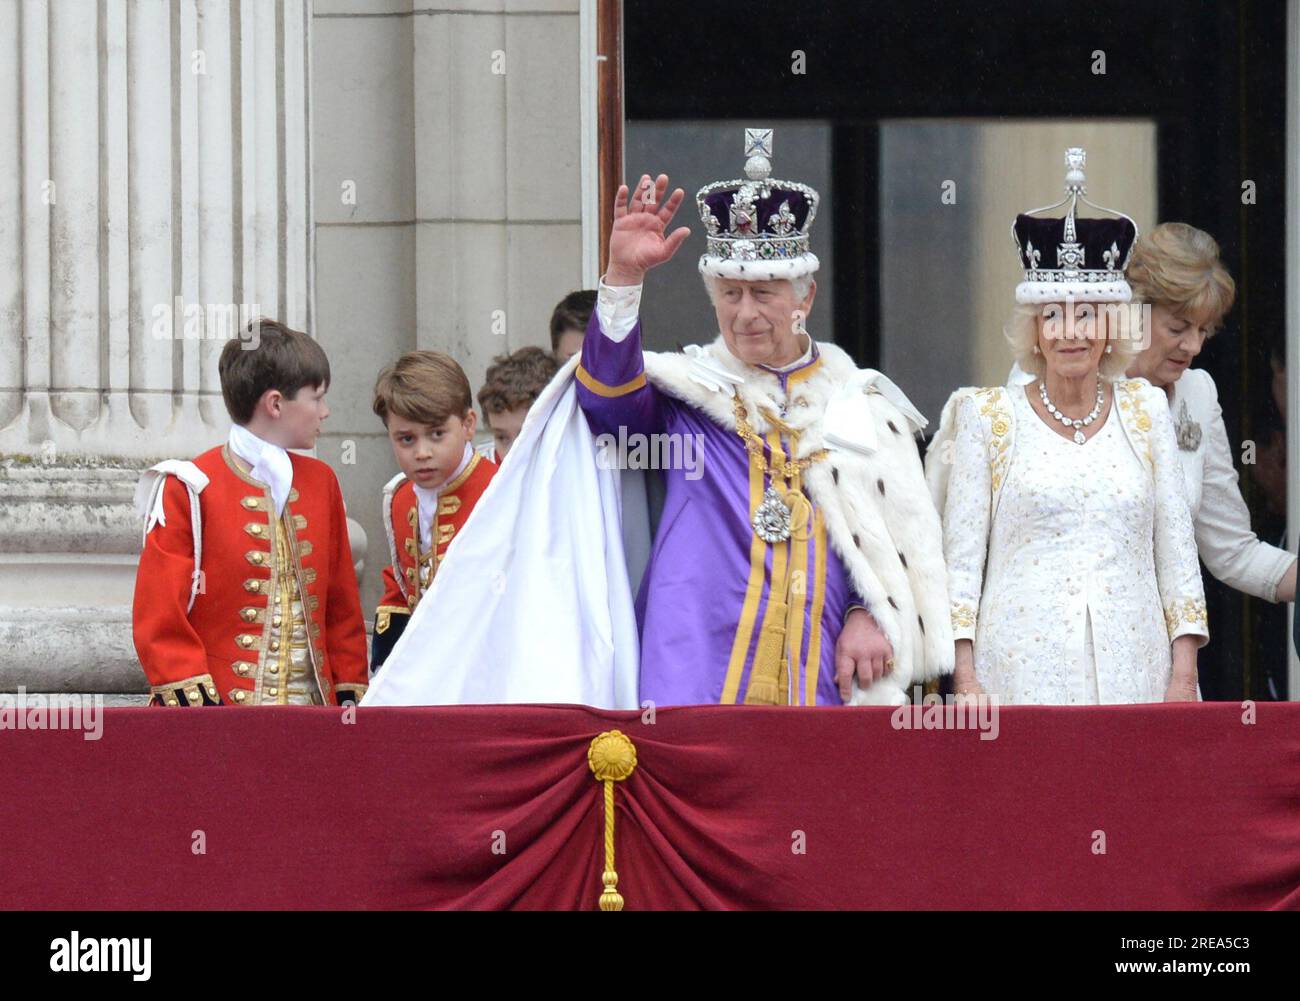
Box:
[477,346,560,461]
[371,350,498,670]
[132,319,369,706]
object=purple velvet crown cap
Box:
[698,187,815,238]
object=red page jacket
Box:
[133,445,369,706]
[372,452,497,668]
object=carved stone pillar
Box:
[0,0,355,695]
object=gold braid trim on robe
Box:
[743,425,817,705]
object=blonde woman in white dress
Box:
[928,149,1208,704]
[1008,223,1297,605]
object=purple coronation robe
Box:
[576,311,864,707]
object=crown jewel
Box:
[1011,147,1139,304]
[696,127,821,282]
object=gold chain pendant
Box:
[734,393,826,544]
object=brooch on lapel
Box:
[1175,400,1202,451]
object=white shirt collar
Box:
[410,443,474,552]
[228,424,294,516]
[763,332,815,374]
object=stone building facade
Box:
[0,0,589,698]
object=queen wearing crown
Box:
[927,149,1208,705]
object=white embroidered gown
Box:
[944,384,1208,704]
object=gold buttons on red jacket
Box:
[135,444,369,710]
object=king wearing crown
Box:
[572,128,954,705]
[361,129,953,709]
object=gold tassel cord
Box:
[587,730,638,911]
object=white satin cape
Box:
[361,345,937,708]
[360,356,645,708]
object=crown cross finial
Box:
[1064,146,1087,194]
[745,128,772,158]
[744,128,773,180]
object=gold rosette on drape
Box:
[588,730,638,910]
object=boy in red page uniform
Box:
[371,351,498,670]
[132,320,369,706]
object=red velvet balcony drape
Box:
[2,703,1297,909]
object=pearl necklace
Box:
[1039,377,1105,445]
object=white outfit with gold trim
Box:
[1009,363,1295,601]
[930,380,1208,704]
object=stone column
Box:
[0,0,318,696]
